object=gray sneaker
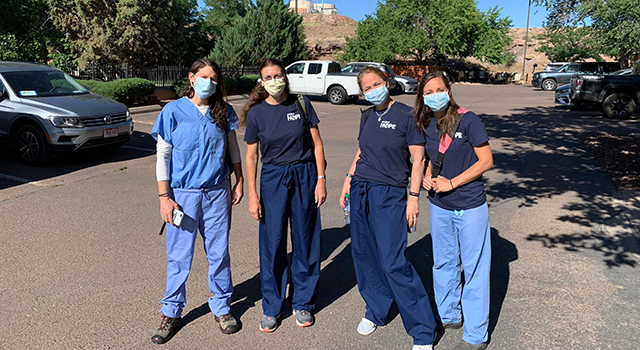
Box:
[452,340,488,350]
[214,313,239,334]
[293,309,315,327]
[443,321,463,329]
[259,315,279,333]
[151,315,181,344]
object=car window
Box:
[328,62,341,73]
[565,64,581,73]
[581,63,598,73]
[308,63,323,75]
[382,65,394,75]
[2,71,88,97]
[286,63,305,74]
[341,64,354,73]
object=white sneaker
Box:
[412,345,433,350]
[357,318,377,335]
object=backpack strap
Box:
[431,111,466,179]
[358,107,374,138]
[295,94,311,131]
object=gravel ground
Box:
[581,133,640,190]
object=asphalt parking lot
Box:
[1,84,639,350]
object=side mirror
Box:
[83,85,91,92]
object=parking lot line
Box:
[0,173,47,187]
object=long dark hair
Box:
[183,58,227,130]
[413,70,460,140]
[239,58,291,127]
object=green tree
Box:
[203,0,249,39]
[0,0,65,63]
[210,0,306,68]
[534,0,640,67]
[341,0,511,65]
[537,26,602,62]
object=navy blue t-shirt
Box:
[425,111,489,210]
[244,95,320,165]
[355,101,426,187]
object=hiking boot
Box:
[452,340,488,350]
[259,315,279,333]
[214,313,239,334]
[443,321,463,329]
[293,309,315,327]
[357,317,377,336]
[151,314,181,344]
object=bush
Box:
[237,74,260,94]
[78,78,155,106]
[223,76,237,95]
[171,77,189,96]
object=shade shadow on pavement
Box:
[480,105,640,267]
[0,130,155,190]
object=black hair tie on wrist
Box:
[409,191,420,197]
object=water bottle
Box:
[343,193,350,225]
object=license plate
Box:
[104,127,119,138]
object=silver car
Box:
[394,75,420,94]
[342,62,398,91]
[0,62,134,165]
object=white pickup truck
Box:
[285,60,361,105]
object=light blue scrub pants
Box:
[429,202,491,345]
[160,181,233,318]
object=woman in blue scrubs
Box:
[150,58,244,343]
[242,59,327,333]
[340,66,437,350]
[417,70,494,350]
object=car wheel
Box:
[541,78,557,91]
[14,124,51,166]
[602,93,636,119]
[396,82,405,94]
[328,86,347,105]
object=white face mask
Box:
[263,78,286,97]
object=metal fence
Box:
[73,64,260,87]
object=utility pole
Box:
[295,0,298,15]
[522,0,532,81]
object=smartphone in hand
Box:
[172,208,184,227]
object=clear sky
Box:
[196,1,548,28]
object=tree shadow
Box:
[0,130,155,190]
[478,104,640,267]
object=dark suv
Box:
[532,62,621,91]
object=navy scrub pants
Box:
[350,177,436,346]
[259,162,322,317]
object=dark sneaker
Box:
[443,321,463,329]
[293,309,315,327]
[259,315,279,333]
[214,313,239,334]
[452,340,488,350]
[151,314,181,344]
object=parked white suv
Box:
[285,60,360,104]
[0,62,134,165]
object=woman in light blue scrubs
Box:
[150,58,244,343]
[417,70,494,350]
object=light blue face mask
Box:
[192,77,217,99]
[364,86,389,106]
[423,91,450,112]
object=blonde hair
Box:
[356,66,388,92]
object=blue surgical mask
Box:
[423,92,450,112]
[192,77,217,99]
[364,86,389,106]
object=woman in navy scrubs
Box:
[417,70,493,350]
[340,66,436,350]
[241,58,327,333]
[150,58,244,343]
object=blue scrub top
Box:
[355,101,426,187]
[151,97,239,189]
[243,95,319,166]
[424,111,489,210]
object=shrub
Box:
[237,74,260,94]
[223,76,237,95]
[78,78,155,106]
[171,77,189,96]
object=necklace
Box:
[375,107,391,122]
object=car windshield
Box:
[612,69,630,75]
[382,65,395,75]
[2,70,89,98]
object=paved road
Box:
[1,85,638,349]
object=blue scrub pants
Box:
[259,162,321,317]
[350,177,436,346]
[429,202,491,345]
[160,181,233,318]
